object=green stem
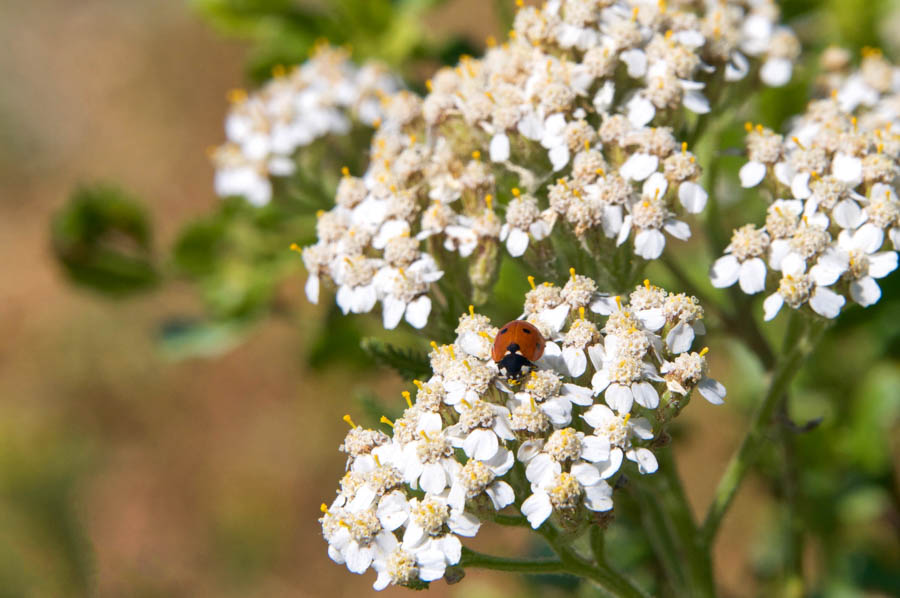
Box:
[536,525,650,598]
[460,547,565,574]
[701,312,828,545]
[633,449,716,598]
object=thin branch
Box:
[701,313,828,545]
[460,547,566,574]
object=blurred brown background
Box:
[0,1,764,596]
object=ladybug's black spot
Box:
[500,327,508,334]
[522,328,531,334]
[498,353,533,381]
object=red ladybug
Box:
[492,320,545,380]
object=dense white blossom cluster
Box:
[298,0,800,331]
[712,48,900,320]
[211,45,400,206]
[320,277,725,590]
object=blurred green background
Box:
[2,0,900,596]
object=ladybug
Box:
[492,320,545,381]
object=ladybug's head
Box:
[497,351,534,382]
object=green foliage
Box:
[51,183,159,297]
[360,336,431,380]
[191,0,475,84]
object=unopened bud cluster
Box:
[713,49,899,320]
[320,277,725,590]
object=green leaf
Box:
[51,183,159,297]
[360,337,430,380]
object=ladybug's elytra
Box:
[492,320,545,380]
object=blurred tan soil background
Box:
[1,0,776,596]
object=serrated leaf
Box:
[360,337,430,380]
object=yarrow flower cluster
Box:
[713,48,899,320]
[297,0,800,330]
[320,277,725,590]
[211,44,400,206]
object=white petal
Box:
[571,462,601,486]
[448,511,481,537]
[851,224,884,254]
[581,435,612,462]
[738,258,767,294]
[605,383,634,413]
[636,307,665,331]
[561,347,587,377]
[760,57,793,87]
[678,181,708,213]
[739,161,766,188]
[463,429,499,461]
[506,228,530,257]
[593,80,616,113]
[833,199,865,230]
[381,296,406,330]
[521,492,553,529]
[710,255,741,288]
[420,462,448,494]
[868,251,898,278]
[621,49,648,78]
[518,112,543,140]
[697,377,726,405]
[404,295,431,329]
[809,287,845,318]
[351,285,378,314]
[549,144,570,171]
[666,321,695,354]
[620,153,659,181]
[597,448,624,479]
[763,292,784,321]
[682,89,710,113]
[663,219,691,241]
[628,448,658,474]
[832,153,862,185]
[634,229,667,259]
[591,369,611,394]
[490,133,510,162]
[582,404,613,428]
[584,481,613,511]
[345,542,374,574]
[632,381,659,409]
[485,481,516,510]
[631,417,654,439]
[850,277,881,307]
[561,383,594,406]
[627,95,655,127]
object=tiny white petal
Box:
[710,255,741,288]
[490,133,510,162]
[739,161,766,188]
[678,182,708,213]
[738,258,767,294]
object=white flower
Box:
[447,452,516,512]
[588,339,661,414]
[660,350,727,405]
[582,404,657,476]
[710,225,770,294]
[739,161,767,188]
[399,412,461,495]
[763,254,846,321]
[617,173,691,260]
[811,224,898,307]
[520,470,612,529]
[374,255,444,329]
[511,368,594,427]
[445,399,515,461]
[334,255,381,315]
